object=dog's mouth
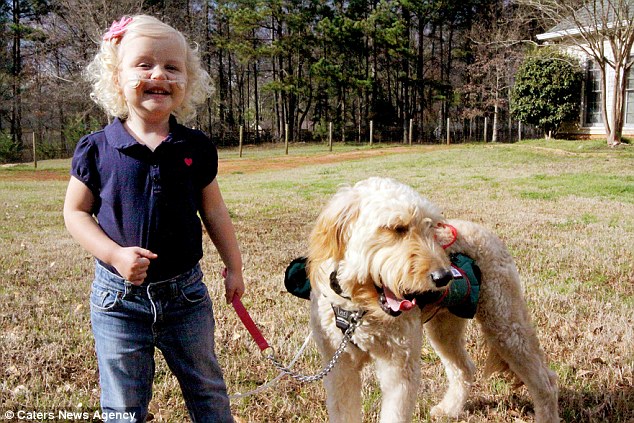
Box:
[376,284,417,317]
[376,273,454,316]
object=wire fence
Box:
[5,117,543,164]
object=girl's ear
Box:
[113,71,122,93]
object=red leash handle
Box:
[223,267,271,352]
[231,294,271,352]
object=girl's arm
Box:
[199,178,245,303]
[63,176,156,285]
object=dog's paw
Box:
[430,403,460,419]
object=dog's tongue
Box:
[383,285,416,312]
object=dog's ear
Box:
[309,187,360,264]
[433,219,457,247]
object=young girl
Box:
[63,15,244,423]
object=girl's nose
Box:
[150,65,168,80]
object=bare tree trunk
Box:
[11,0,23,150]
[204,1,213,135]
[402,4,411,144]
[492,99,499,142]
[417,10,425,142]
[599,64,612,142]
[271,16,282,141]
[492,74,500,143]
[609,62,627,146]
[253,61,260,142]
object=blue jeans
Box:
[90,262,233,423]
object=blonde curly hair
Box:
[85,15,212,123]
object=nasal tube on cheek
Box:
[127,78,186,90]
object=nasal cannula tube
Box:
[127,78,186,90]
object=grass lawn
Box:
[1,140,633,422]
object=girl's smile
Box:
[142,82,175,98]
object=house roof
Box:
[537,0,634,41]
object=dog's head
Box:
[308,177,453,318]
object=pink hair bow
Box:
[103,16,133,42]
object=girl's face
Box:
[117,34,187,124]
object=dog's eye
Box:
[380,224,409,235]
[393,225,409,235]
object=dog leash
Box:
[229,330,313,399]
[229,282,363,385]
[232,295,271,352]
[265,308,363,383]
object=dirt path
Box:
[0,145,432,181]
[0,169,69,181]
[218,146,423,175]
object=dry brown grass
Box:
[1,141,633,422]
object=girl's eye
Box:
[137,63,151,69]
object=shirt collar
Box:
[104,116,186,151]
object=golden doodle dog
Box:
[307,177,558,423]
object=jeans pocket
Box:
[90,285,123,311]
[180,280,209,304]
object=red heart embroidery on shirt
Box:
[184,158,193,166]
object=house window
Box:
[585,60,602,125]
[626,65,634,124]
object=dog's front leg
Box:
[311,298,365,422]
[322,350,364,423]
[424,311,475,418]
[374,359,420,423]
[373,337,423,423]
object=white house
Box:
[537,3,634,139]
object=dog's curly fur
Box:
[307,177,558,423]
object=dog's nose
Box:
[430,268,453,287]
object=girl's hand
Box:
[113,247,158,285]
[222,267,245,304]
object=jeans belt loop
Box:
[124,281,132,298]
[170,281,179,298]
[124,282,144,297]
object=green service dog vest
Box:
[284,253,481,319]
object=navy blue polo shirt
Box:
[71,116,218,282]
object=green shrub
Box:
[511,49,583,137]
[0,132,23,164]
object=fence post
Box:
[32,133,37,169]
[409,119,413,146]
[239,126,243,158]
[369,120,374,146]
[285,123,289,155]
[329,122,333,152]
[518,121,522,142]
[484,117,488,142]
[446,118,450,145]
